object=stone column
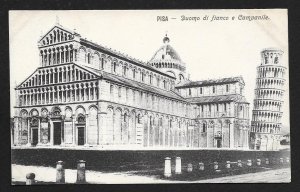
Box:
[58,68,61,83]
[83,85,87,101]
[74,86,77,102]
[88,84,91,101]
[37,117,41,145]
[50,119,54,145]
[84,114,89,146]
[74,69,77,81]
[26,118,31,146]
[52,87,55,103]
[53,71,55,84]
[72,115,76,146]
[29,90,32,106]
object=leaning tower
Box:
[250,48,286,151]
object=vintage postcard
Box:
[10,9,290,184]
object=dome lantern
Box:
[163,34,170,44]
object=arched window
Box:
[213,86,215,93]
[124,113,127,122]
[163,80,167,89]
[141,72,145,82]
[113,62,117,73]
[200,87,203,94]
[149,75,152,84]
[101,58,104,69]
[274,56,279,64]
[226,85,229,92]
[87,53,91,64]
[189,88,191,96]
[265,56,268,64]
[133,69,136,79]
[110,85,114,94]
[123,66,127,76]
[202,123,207,133]
[118,86,121,98]
[77,115,85,124]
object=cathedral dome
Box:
[149,34,185,67]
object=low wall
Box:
[11,148,290,171]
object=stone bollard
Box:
[226,161,231,169]
[76,160,86,184]
[56,160,65,184]
[164,157,172,178]
[265,158,269,165]
[247,160,252,167]
[257,159,261,166]
[237,160,243,168]
[187,163,193,172]
[279,158,284,165]
[26,173,35,185]
[213,162,218,170]
[199,162,205,171]
[286,157,290,163]
[175,157,182,175]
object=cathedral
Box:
[12,23,250,149]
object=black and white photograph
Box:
[9,9,290,184]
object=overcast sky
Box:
[9,10,289,131]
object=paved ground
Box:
[195,168,290,183]
[12,164,290,184]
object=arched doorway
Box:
[51,107,63,145]
[77,114,86,146]
[31,117,39,146]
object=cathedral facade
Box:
[12,23,250,149]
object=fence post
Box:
[256,159,261,166]
[76,160,86,184]
[164,157,172,177]
[226,161,231,169]
[247,160,252,167]
[187,163,193,172]
[265,158,269,165]
[279,158,284,165]
[237,160,242,168]
[26,173,35,185]
[214,162,218,170]
[175,157,182,175]
[56,160,65,184]
[199,162,205,171]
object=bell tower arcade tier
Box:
[250,48,287,151]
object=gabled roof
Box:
[175,76,245,88]
[38,24,78,43]
[16,63,99,89]
[186,94,249,104]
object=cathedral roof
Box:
[175,76,245,88]
[79,65,186,101]
[186,94,249,104]
[80,38,175,79]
